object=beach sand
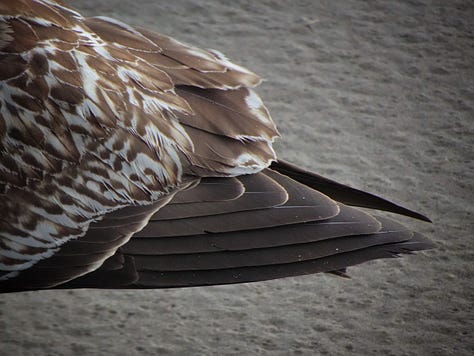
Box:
[0,0,472,355]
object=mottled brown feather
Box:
[176,86,278,140]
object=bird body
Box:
[0,0,432,293]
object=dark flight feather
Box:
[155,172,288,220]
[129,234,432,289]
[272,160,432,222]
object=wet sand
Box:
[1,1,472,355]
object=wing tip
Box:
[271,160,432,223]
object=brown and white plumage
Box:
[0,0,432,293]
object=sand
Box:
[0,0,472,355]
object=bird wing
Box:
[0,1,432,293]
[1,165,433,292]
[0,0,277,287]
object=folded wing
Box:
[0,1,432,293]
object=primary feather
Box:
[0,0,432,293]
